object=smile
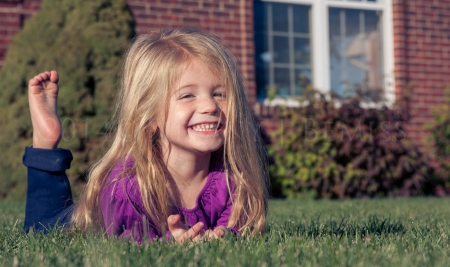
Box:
[190,123,223,132]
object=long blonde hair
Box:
[71,28,269,236]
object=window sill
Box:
[254,96,393,117]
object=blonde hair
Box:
[71,28,269,236]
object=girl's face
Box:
[160,59,228,157]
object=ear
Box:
[149,121,158,133]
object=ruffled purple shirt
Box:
[100,158,235,242]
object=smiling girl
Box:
[23,28,268,243]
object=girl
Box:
[23,28,269,243]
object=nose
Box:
[199,95,219,114]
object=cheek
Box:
[217,100,228,114]
[165,109,188,131]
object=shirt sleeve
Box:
[100,170,160,243]
[214,179,238,235]
[22,146,74,233]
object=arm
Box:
[209,178,238,238]
[214,191,238,235]
[101,191,158,243]
[100,168,205,244]
[100,166,162,243]
[23,146,74,233]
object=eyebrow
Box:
[175,83,224,92]
[176,84,196,91]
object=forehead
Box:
[173,59,225,89]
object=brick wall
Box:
[0,0,40,69]
[393,0,450,153]
[2,0,449,152]
[0,0,257,102]
[127,0,256,102]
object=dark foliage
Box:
[268,88,438,199]
[427,88,450,192]
[0,0,135,199]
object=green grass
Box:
[1,198,450,266]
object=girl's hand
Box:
[167,214,204,243]
[202,226,228,240]
[28,70,62,149]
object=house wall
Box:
[0,0,40,69]
[393,0,450,153]
[1,0,449,153]
[0,0,256,101]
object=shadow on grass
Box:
[267,215,406,240]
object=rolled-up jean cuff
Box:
[23,147,73,172]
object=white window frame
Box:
[258,0,395,106]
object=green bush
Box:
[268,88,437,199]
[428,88,450,188]
[0,0,135,199]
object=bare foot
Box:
[28,70,62,149]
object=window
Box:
[254,0,394,103]
[254,2,312,99]
[329,8,382,98]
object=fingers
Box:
[204,227,226,240]
[213,226,227,238]
[167,215,211,243]
[192,227,228,242]
[187,221,204,238]
[167,214,182,232]
[178,221,204,243]
[203,229,217,240]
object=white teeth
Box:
[191,123,220,131]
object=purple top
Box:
[100,158,235,242]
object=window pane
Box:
[254,2,312,99]
[254,2,267,33]
[255,33,269,65]
[274,68,291,96]
[256,65,270,99]
[293,5,310,34]
[329,8,341,37]
[365,10,380,33]
[273,36,290,63]
[272,3,288,32]
[329,8,383,98]
[345,9,360,38]
[294,37,310,65]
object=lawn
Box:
[1,198,450,266]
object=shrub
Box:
[268,88,437,199]
[427,88,450,188]
[0,0,135,199]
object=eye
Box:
[179,94,194,99]
[213,92,226,99]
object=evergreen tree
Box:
[0,0,135,199]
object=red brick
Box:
[150,6,168,12]
[161,15,179,21]
[171,7,185,13]
[180,0,198,7]
[192,9,209,16]
[182,17,200,23]
[202,2,219,8]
